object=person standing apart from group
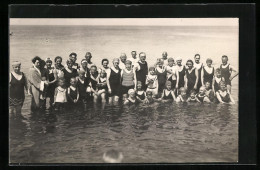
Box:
[219,55,238,93]
[107,58,122,104]
[135,52,148,91]
[185,60,198,95]
[194,54,203,90]
[201,58,214,87]
[9,61,28,118]
[119,53,127,70]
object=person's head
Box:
[90,65,97,74]
[100,70,106,78]
[149,66,155,75]
[190,90,196,98]
[112,58,120,68]
[66,60,73,69]
[40,60,46,69]
[194,54,200,64]
[139,52,146,62]
[41,76,46,81]
[176,57,182,66]
[168,58,174,66]
[146,91,153,99]
[125,60,132,70]
[58,78,66,87]
[219,81,226,91]
[54,56,62,67]
[69,52,77,63]
[11,61,21,73]
[78,70,85,79]
[131,51,137,59]
[120,53,127,63]
[128,89,136,98]
[165,81,172,90]
[215,68,221,78]
[45,58,53,68]
[179,87,186,96]
[32,56,42,69]
[222,55,228,65]
[205,81,211,90]
[186,59,194,69]
[103,149,123,163]
[85,52,92,62]
[101,58,109,69]
[199,86,206,95]
[206,58,213,67]
[162,51,168,60]
[136,81,142,90]
[156,58,164,67]
[81,59,88,69]
[70,77,77,87]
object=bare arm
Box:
[230,66,239,81]
[53,88,58,104]
[49,69,58,84]
[171,91,176,101]
[194,69,199,89]
[106,69,112,93]
[23,74,28,91]
[201,68,204,86]
[212,77,216,94]
[175,69,179,89]
[216,92,224,103]
[133,69,137,90]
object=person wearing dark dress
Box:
[185,60,199,95]
[155,58,167,97]
[63,60,78,87]
[107,58,121,104]
[9,61,28,118]
[77,70,91,111]
[175,57,186,89]
[45,58,58,110]
[201,58,214,87]
[135,52,148,91]
[69,52,80,70]
[67,77,79,111]
[194,54,203,91]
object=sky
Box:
[10,18,238,26]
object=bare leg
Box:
[114,96,119,105]
[101,93,106,103]
[227,85,231,94]
[93,95,98,103]
[203,97,211,103]
[108,97,113,105]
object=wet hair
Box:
[81,59,87,64]
[149,66,155,71]
[190,89,196,95]
[101,58,109,65]
[40,60,46,68]
[54,56,62,62]
[186,59,194,66]
[194,54,200,58]
[206,58,213,63]
[222,55,228,60]
[31,56,42,64]
[69,52,77,58]
[168,57,174,62]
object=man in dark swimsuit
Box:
[69,52,80,70]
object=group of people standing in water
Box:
[9,51,238,117]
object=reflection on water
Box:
[9,96,238,163]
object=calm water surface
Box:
[9,25,238,163]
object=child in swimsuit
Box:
[136,81,146,102]
[146,66,158,96]
[212,68,224,95]
[160,81,176,102]
[53,78,67,111]
[205,81,215,102]
[187,90,199,102]
[67,77,79,111]
[124,89,138,105]
[216,81,235,104]
[176,87,187,102]
[143,91,160,104]
[95,70,107,103]
[196,86,211,103]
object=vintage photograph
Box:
[9,18,239,163]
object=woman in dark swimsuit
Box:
[185,60,199,95]
[63,60,78,87]
[135,52,148,91]
[107,58,121,104]
[201,58,214,87]
[176,57,186,89]
[9,61,28,118]
[155,59,167,96]
[45,58,57,110]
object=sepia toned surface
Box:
[9,19,238,163]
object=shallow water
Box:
[9,25,238,163]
